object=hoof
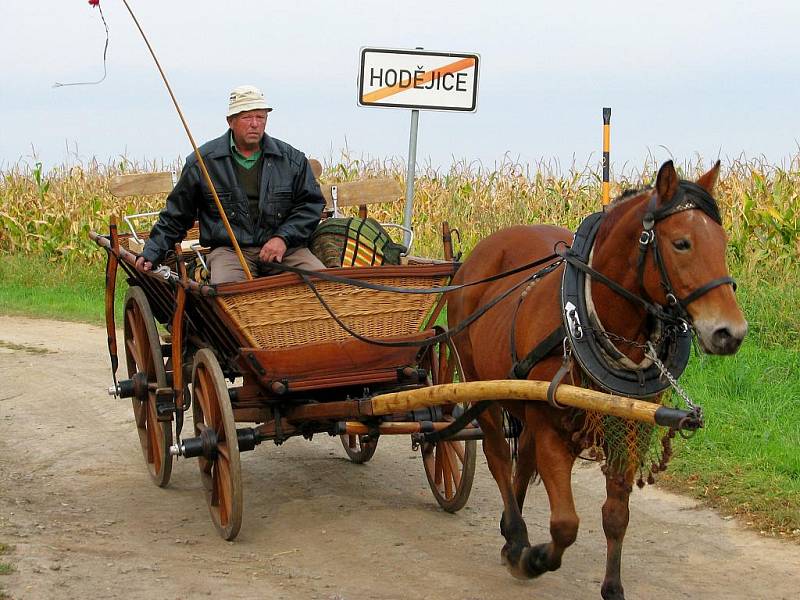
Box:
[501,543,556,580]
[601,581,625,600]
[521,543,557,578]
[500,544,531,580]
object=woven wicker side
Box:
[216,275,447,349]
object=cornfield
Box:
[1,153,798,280]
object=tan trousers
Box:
[207,246,325,284]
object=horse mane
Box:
[600,187,651,232]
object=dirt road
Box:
[1,315,798,600]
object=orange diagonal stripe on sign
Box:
[362,57,475,103]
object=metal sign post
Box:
[404,109,420,247]
[357,47,480,249]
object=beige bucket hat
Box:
[227,85,273,117]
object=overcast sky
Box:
[2,1,799,175]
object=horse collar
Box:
[560,211,692,398]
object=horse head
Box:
[593,160,747,356]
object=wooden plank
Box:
[320,178,402,208]
[111,167,399,211]
[110,172,175,197]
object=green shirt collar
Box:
[229,132,262,169]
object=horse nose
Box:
[711,323,747,354]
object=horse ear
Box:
[655,160,679,202]
[696,160,721,193]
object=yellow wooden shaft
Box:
[370,380,660,425]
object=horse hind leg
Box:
[511,416,580,579]
[600,469,635,600]
[478,406,532,579]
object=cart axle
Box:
[170,427,260,459]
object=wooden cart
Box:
[91,172,482,540]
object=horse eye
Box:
[672,239,692,251]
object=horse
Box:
[447,160,747,599]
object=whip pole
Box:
[602,107,611,206]
[121,0,253,279]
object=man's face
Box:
[227,109,268,149]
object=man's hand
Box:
[134,256,153,272]
[259,237,287,263]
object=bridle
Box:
[635,181,736,323]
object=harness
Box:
[512,181,736,399]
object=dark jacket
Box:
[141,132,324,265]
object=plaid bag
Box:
[309,217,407,268]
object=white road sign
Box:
[358,48,480,112]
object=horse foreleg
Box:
[514,418,579,578]
[478,405,530,578]
[600,470,634,600]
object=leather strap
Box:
[546,354,573,409]
[509,325,566,379]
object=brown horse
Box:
[447,160,747,599]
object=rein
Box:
[240,252,560,296]
[294,259,565,348]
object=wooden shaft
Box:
[341,421,477,436]
[442,221,454,261]
[172,244,187,416]
[120,0,252,280]
[105,217,120,384]
[370,380,661,425]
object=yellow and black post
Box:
[602,107,611,205]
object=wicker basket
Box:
[216,272,447,349]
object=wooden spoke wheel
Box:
[420,339,476,513]
[192,349,243,541]
[123,286,173,487]
[340,433,378,464]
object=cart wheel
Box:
[420,339,476,513]
[192,349,243,541]
[123,286,173,487]
[340,434,378,464]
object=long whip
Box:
[121,0,253,279]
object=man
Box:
[135,84,325,283]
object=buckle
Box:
[564,301,583,340]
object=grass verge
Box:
[661,344,800,540]
[0,542,13,600]
[0,254,123,326]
